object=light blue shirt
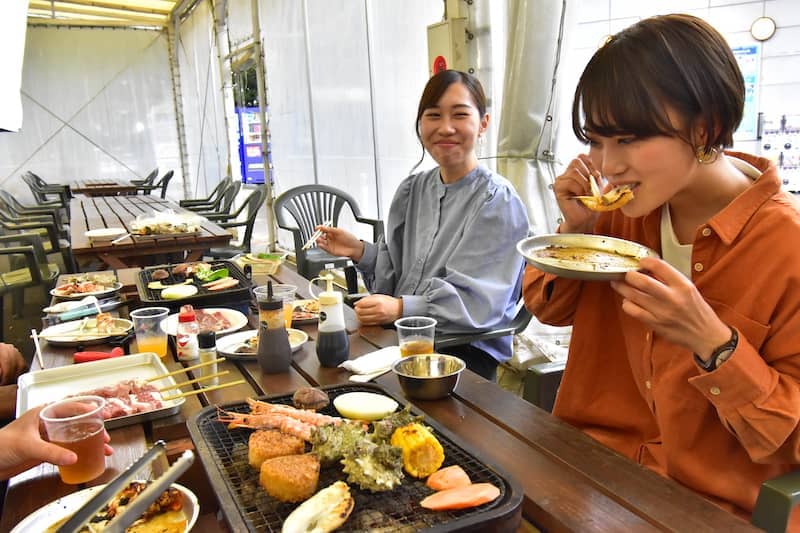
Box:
[357,165,530,362]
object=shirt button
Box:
[645,380,652,389]
[710,386,721,395]
[701,227,712,237]
[694,263,704,272]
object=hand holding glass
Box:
[395,316,437,357]
[130,307,169,357]
[39,395,107,484]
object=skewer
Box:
[161,379,246,401]
[146,357,226,382]
[301,219,333,250]
[158,371,230,392]
[31,329,45,370]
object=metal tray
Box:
[136,259,253,310]
[16,353,186,430]
[188,383,522,532]
[517,233,659,281]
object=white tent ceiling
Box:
[27,0,177,29]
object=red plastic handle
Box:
[73,347,124,363]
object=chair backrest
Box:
[156,170,174,199]
[219,180,242,213]
[239,186,267,251]
[21,173,48,203]
[143,167,159,186]
[273,184,367,243]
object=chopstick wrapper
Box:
[339,346,401,375]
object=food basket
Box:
[187,383,522,532]
[135,259,252,311]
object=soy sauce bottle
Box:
[257,282,293,373]
[316,274,349,367]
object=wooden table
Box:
[71,179,139,196]
[0,266,760,532]
[69,195,232,269]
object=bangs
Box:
[572,44,683,143]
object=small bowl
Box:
[392,354,466,400]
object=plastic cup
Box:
[254,284,297,328]
[130,306,169,358]
[40,395,107,484]
[395,316,437,357]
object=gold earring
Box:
[695,146,719,164]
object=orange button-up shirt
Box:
[523,152,800,524]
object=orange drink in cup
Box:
[40,395,107,484]
[395,316,437,357]
[254,284,296,328]
[130,307,169,358]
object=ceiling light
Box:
[750,16,776,41]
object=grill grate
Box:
[189,384,521,532]
[135,259,252,310]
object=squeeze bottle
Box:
[176,305,199,361]
[315,273,349,367]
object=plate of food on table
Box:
[12,480,198,533]
[37,313,133,346]
[291,299,321,324]
[160,307,248,337]
[50,273,123,300]
[517,233,659,281]
[186,384,522,532]
[130,211,202,238]
[215,328,309,360]
[16,353,187,429]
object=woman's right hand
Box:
[316,226,365,262]
[553,154,601,234]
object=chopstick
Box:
[158,371,230,392]
[145,357,226,382]
[301,219,333,250]
[110,232,131,244]
[161,379,246,401]
[30,329,45,370]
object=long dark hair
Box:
[410,70,487,174]
[572,14,744,155]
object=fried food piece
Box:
[259,453,320,502]
[248,429,305,469]
[575,184,634,212]
[281,481,354,533]
[95,312,115,333]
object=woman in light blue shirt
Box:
[317,70,529,380]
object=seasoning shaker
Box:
[197,330,218,386]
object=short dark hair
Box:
[415,69,487,143]
[572,14,744,154]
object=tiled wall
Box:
[561,0,800,161]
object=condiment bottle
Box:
[316,273,349,367]
[197,330,218,386]
[176,305,199,361]
[257,281,293,373]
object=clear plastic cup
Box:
[130,306,170,357]
[394,316,437,357]
[40,395,107,484]
[254,284,297,328]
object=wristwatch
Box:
[694,327,738,372]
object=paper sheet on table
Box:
[339,346,401,374]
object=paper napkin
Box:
[339,346,401,375]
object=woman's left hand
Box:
[610,257,732,359]
[354,295,402,325]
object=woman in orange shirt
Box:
[523,14,800,525]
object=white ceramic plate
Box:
[517,233,659,281]
[85,227,128,242]
[10,481,199,533]
[216,328,308,360]
[38,317,133,346]
[50,282,123,300]
[160,307,248,337]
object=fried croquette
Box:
[259,453,320,502]
[248,429,305,469]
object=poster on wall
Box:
[732,44,760,142]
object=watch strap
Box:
[694,326,738,372]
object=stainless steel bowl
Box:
[392,354,466,400]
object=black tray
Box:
[135,259,252,311]
[187,383,522,532]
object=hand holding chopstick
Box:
[302,220,333,250]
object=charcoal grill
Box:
[188,383,522,532]
[135,259,252,311]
